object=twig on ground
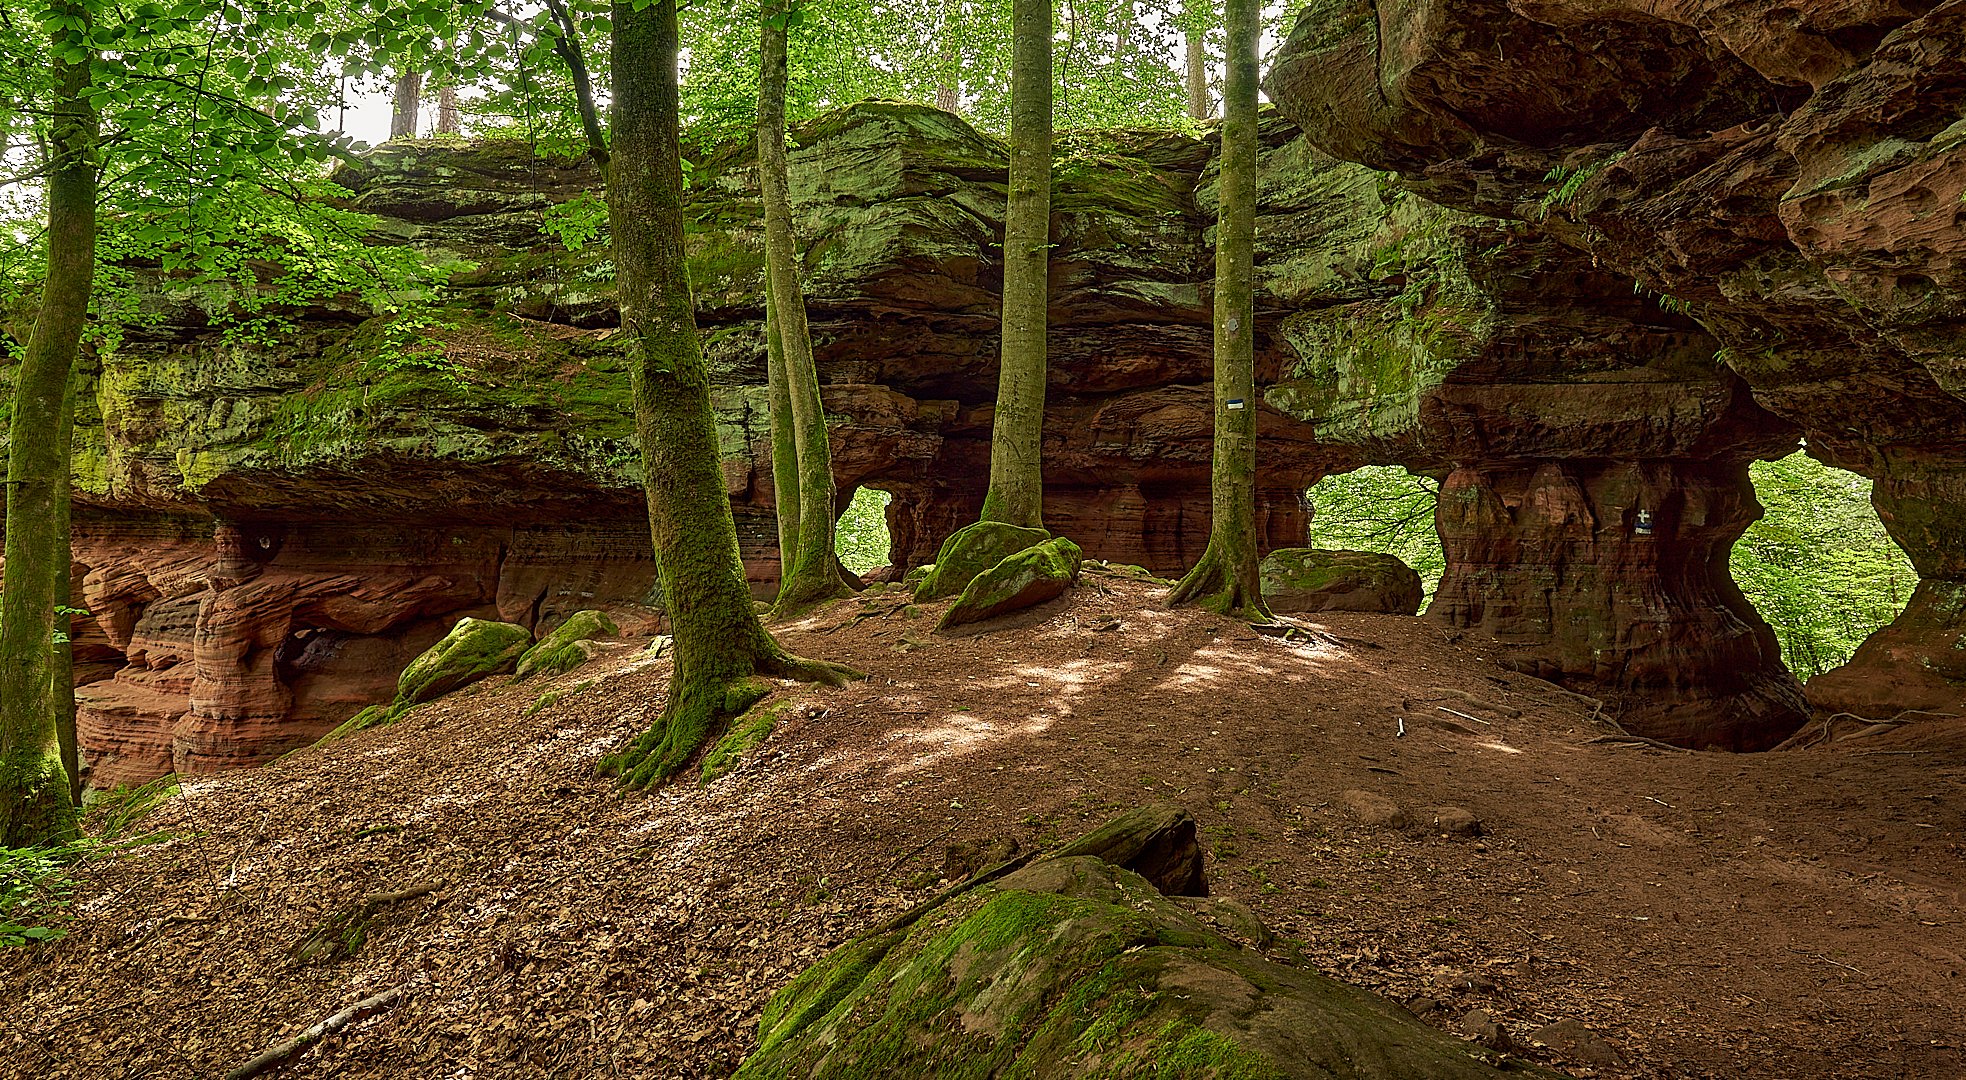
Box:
[875,824,958,882]
[222,987,405,1080]
[1436,705,1492,726]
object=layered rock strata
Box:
[1268,0,1966,729]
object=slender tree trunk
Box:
[1184,0,1211,121]
[390,69,422,139]
[436,83,460,136]
[936,0,960,113]
[764,283,802,583]
[599,0,858,789]
[1118,0,1135,50]
[979,0,1052,529]
[52,363,80,806]
[761,0,850,617]
[2,6,95,844]
[1168,0,1266,621]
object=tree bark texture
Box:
[2,6,95,843]
[390,69,422,138]
[1168,0,1266,621]
[436,83,460,135]
[980,0,1052,530]
[761,1,850,616]
[1184,0,1211,121]
[599,0,856,788]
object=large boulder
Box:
[515,609,620,681]
[736,807,1565,1080]
[914,522,1052,602]
[320,617,532,742]
[936,537,1083,632]
[1260,548,1424,615]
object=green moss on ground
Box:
[318,618,532,746]
[700,698,791,784]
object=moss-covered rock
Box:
[737,809,1566,1080]
[936,537,1083,632]
[397,617,533,704]
[515,609,620,681]
[914,522,1053,602]
[321,617,532,744]
[1259,548,1424,615]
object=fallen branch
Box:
[1586,734,1691,753]
[1436,705,1492,726]
[223,987,405,1080]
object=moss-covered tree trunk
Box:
[52,363,81,805]
[599,0,858,789]
[1184,0,1211,121]
[761,0,851,617]
[979,0,1052,530]
[2,11,95,843]
[1168,0,1267,622]
[763,284,803,584]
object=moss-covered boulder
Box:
[515,609,620,681]
[914,522,1052,602]
[737,809,1566,1080]
[397,617,534,703]
[936,537,1083,632]
[321,617,533,743]
[1259,548,1424,615]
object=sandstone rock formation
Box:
[1260,548,1424,615]
[1268,0,1965,735]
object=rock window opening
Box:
[836,486,894,577]
[1303,466,1445,609]
[1731,450,1914,680]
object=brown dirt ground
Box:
[3,570,1962,1080]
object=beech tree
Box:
[1,0,95,845]
[1167,0,1265,620]
[978,0,1052,529]
[759,0,852,616]
[456,0,862,786]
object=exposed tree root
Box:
[1166,550,1271,623]
[601,653,862,790]
[290,881,445,966]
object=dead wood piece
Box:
[1422,687,1522,718]
[290,880,445,965]
[223,987,405,1080]
[1587,734,1692,753]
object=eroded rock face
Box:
[1268,2,1966,728]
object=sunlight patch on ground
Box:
[879,712,1057,772]
[1479,741,1525,755]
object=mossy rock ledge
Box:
[914,522,1053,602]
[1259,548,1424,616]
[736,804,1568,1080]
[936,537,1084,633]
[515,609,620,681]
[322,617,533,742]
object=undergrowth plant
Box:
[0,775,181,948]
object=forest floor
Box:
[3,571,1963,1080]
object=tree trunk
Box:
[52,363,80,806]
[1168,0,1266,621]
[764,283,802,584]
[1184,0,1211,121]
[936,0,960,114]
[390,69,422,139]
[761,0,851,617]
[1118,0,1135,50]
[979,0,1052,530]
[2,6,95,844]
[436,83,460,136]
[599,0,858,789]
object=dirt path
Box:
[4,575,1961,1079]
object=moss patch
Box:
[516,609,620,681]
[915,522,1052,602]
[937,537,1084,632]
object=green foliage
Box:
[0,843,79,947]
[540,191,611,251]
[835,486,892,574]
[1305,467,1444,603]
[1734,452,1914,679]
[84,773,179,841]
